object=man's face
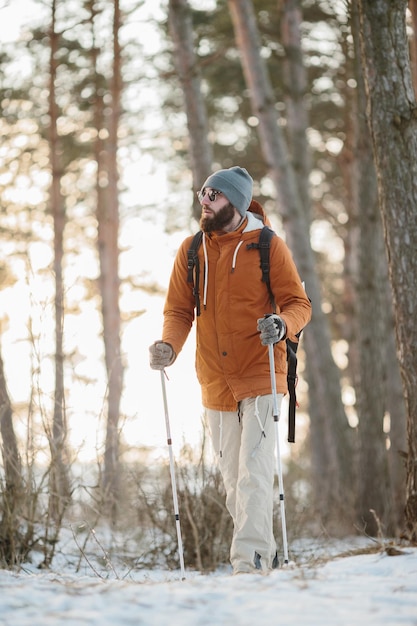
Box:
[198,188,236,232]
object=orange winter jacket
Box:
[162,201,312,411]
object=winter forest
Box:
[0,0,417,578]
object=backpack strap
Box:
[259,226,276,313]
[247,226,276,313]
[187,231,204,316]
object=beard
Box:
[200,202,236,232]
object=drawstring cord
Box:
[231,240,244,272]
[254,396,266,438]
[219,411,223,458]
[202,233,209,310]
[251,396,267,458]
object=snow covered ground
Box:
[1,539,416,625]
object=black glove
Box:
[149,341,176,370]
[257,315,286,346]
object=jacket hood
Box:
[247,200,271,226]
[243,200,271,232]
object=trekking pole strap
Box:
[187,231,203,317]
[286,341,298,443]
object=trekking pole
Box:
[268,342,289,566]
[160,370,186,580]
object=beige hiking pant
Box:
[205,393,283,574]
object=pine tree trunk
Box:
[90,0,124,515]
[227,0,355,526]
[385,322,407,530]
[48,0,70,520]
[168,0,213,220]
[409,0,417,98]
[0,347,22,494]
[0,342,24,564]
[279,0,311,214]
[357,0,417,542]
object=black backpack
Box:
[186,226,303,443]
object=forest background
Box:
[0,0,416,573]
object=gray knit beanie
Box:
[202,166,253,217]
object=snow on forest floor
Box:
[0,534,416,626]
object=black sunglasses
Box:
[197,188,222,202]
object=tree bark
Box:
[90,0,124,514]
[357,0,417,542]
[168,0,213,220]
[279,0,311,214]
[0,346,22,495]
[409,0,417,97]
[385,320,407,530]
[228,0,355,526]
[344,0,397,536]
[48,0,70,519]
[0,341,23,564]
[102,0,124,515]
